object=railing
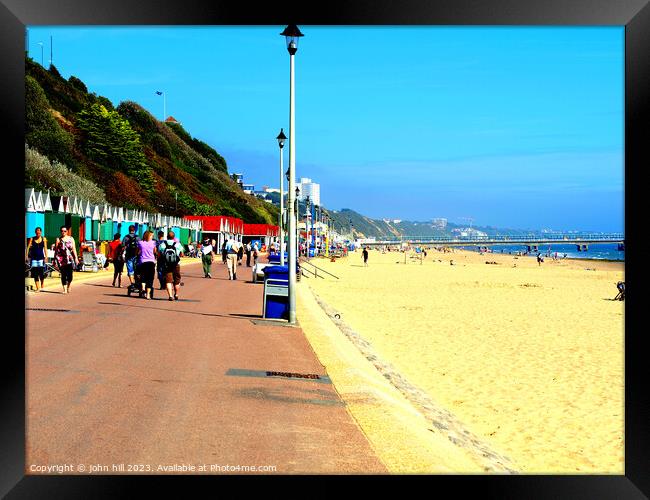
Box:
[298,258,340,280]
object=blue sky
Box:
[26,26,624,232]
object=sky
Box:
[26,26,624,232]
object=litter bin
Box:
[268,252,288,264]
[262,265,289,319]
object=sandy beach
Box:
[298,248,624,473]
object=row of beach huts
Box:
[25,188,279,254]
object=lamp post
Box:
[305,195,311,259]
[281,24,304,324]
[37,41,44,67]
[323,213,329,257]
[311,204,318,257]
[276,128,287,266]
[155,90,166,121]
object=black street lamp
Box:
[305,195,311,259]
[277,128,287,266]
[281,24,304,324]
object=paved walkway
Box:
[25,258,385,474]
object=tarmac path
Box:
[25,259,386,474]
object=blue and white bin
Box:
[262,265,289,319]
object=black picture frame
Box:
[2,1,647,497]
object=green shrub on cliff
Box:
[25,144,106,204]
[25,75,74,166]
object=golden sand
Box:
[298,248,624,473]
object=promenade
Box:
[25,257,385,474]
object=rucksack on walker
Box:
[164,242,179,266]
[125,235,138,255]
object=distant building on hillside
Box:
[242,183,255,194]
[432,218,447,229]
[165,116,181,125]
[452,227,488,239]
[295,177,321,206]
[231,173,244,189]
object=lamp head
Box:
[280,25,304,55]
[276,128,287,148]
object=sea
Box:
[457,243,624,262]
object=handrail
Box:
[299,258,339,279]
[300,266,320,279]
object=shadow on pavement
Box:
[97,301,253,321]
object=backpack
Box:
[163,242,179,267]
[125,234,138,256]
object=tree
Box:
[68,75,88,93]
[76,103,153,192]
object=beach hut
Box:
[83,200,93,241]
[35,191,44,211]
[25,189,46,239]
[43,191,53,212]
[55,195,65,213]
[99,205,114,241]
[243,223,280,248]
[25,188,37,212]
[111,207,119,236]
[44,195,65,247]
[91,204,101,240]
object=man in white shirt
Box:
[225,237,241,280]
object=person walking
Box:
[362,246,369,267]
[53,225,78,294]
[158,230,184,301]
[237,241,244,265]
[225,236,241,280]
[201,236,215,278]
[245,242,252,267]
[122,225,140,286]
[155,230,166,290]
[25,227,48,292]
[136,230,157,299]
[221,239,228,264]
[252,243,259,267]
[107,233,125,287]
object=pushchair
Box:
[126,263,154,299]
[80,241,100,272]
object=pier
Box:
[360,233,624,248]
